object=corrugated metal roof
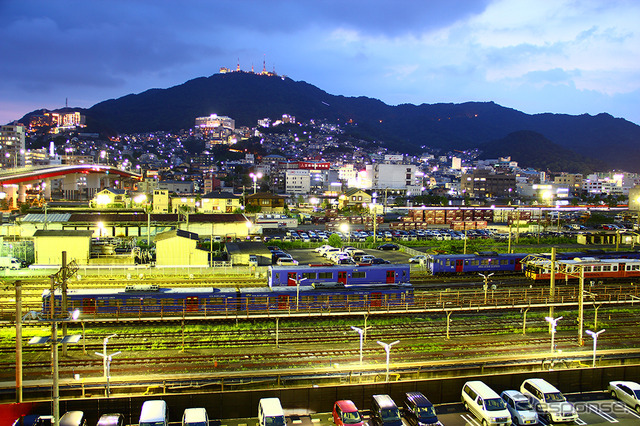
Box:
[21,213,72,223]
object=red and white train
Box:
[526,257,640,281]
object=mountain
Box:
[22,72,640,172]
[478,130,608,174]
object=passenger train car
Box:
[267,264,410,288]
[425,252,527,275]
[526,257,640,281]
[41,283,414,315]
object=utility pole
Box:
[15,280,22,402]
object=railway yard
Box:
[3,241,640,401]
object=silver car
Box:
[609,381,640,413]
[500,390,539,425]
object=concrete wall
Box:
[17,364,640,426]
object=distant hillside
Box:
[478,130,608,173]
[21,72,640,172]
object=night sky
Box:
[1,0,639,126]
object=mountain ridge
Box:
[18,72,640,172]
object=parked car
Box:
[277,257,299,266]
[520,378,578,423]
[409,255,427,264]
[370,258,391,265]
[377,244,400,251]
[315,244,333,253]
[96,414,125,426]
[608,381,640,413]
[402,391,440,426]
[333,400,365,426]
[500,390,538,426]
[462,381,511,426]
[358,255,376,264]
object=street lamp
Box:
[585,329,605,368]
[478,273,494,304]
[377,340,400,382]
[95,334,121,397]
[249,172,262,194]
[545,316,563,353]
[340,223,350,244]
[25,309,81,426]
[351,325,370,365]
[288,277,307,311]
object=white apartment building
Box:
[285,169,311,194]
[363,163,422,195]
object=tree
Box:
[328,233,343,248]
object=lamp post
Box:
[249,172,262,194]
[340,223,350,244]
[377,340,400,382]
[288,277,308,311]
[478,273,494,304]
[585,329,605,368]
[25,309,80,426]
[545,316,563,353]
[95,334,121,397]
[351,325,370,365]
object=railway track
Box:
[6,328,640,383]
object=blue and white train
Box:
[42,283,414,315]
[267,264,411,288]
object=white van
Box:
[461,381,511,426]
[139,400,168,426]
[182,407,208,426]
[258,397,286,426]
[520,378,578,423]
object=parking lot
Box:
[286,246,414,265]
[218,396,640,426]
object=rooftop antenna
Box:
[262,54,266,74]
[236,58,240,72]
[251,63,254,73]
[65,98,68,108]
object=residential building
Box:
[364,163,421,194]
[200,191,241,213]
[339,188,372,209]
[286,169,311,194]
[0,125,26,169]
[461,169,517,198]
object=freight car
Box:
[267,264,411,288]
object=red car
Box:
[333,400,365,426]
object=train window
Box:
[302,272,317,280]
[254,296,268,304]
[161,299,174,306]
[318,295,330,304]
[603,265,612,272]
[143,298,155,305]
[481,259,489,265]
[500,259,508,265]
[445,260,451,267]
[352,272,366,278]
[318,272,333,279]
[97,300,106,307]
[471,260,479,266]
[275,273,280,281]
[126,299,139,306]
